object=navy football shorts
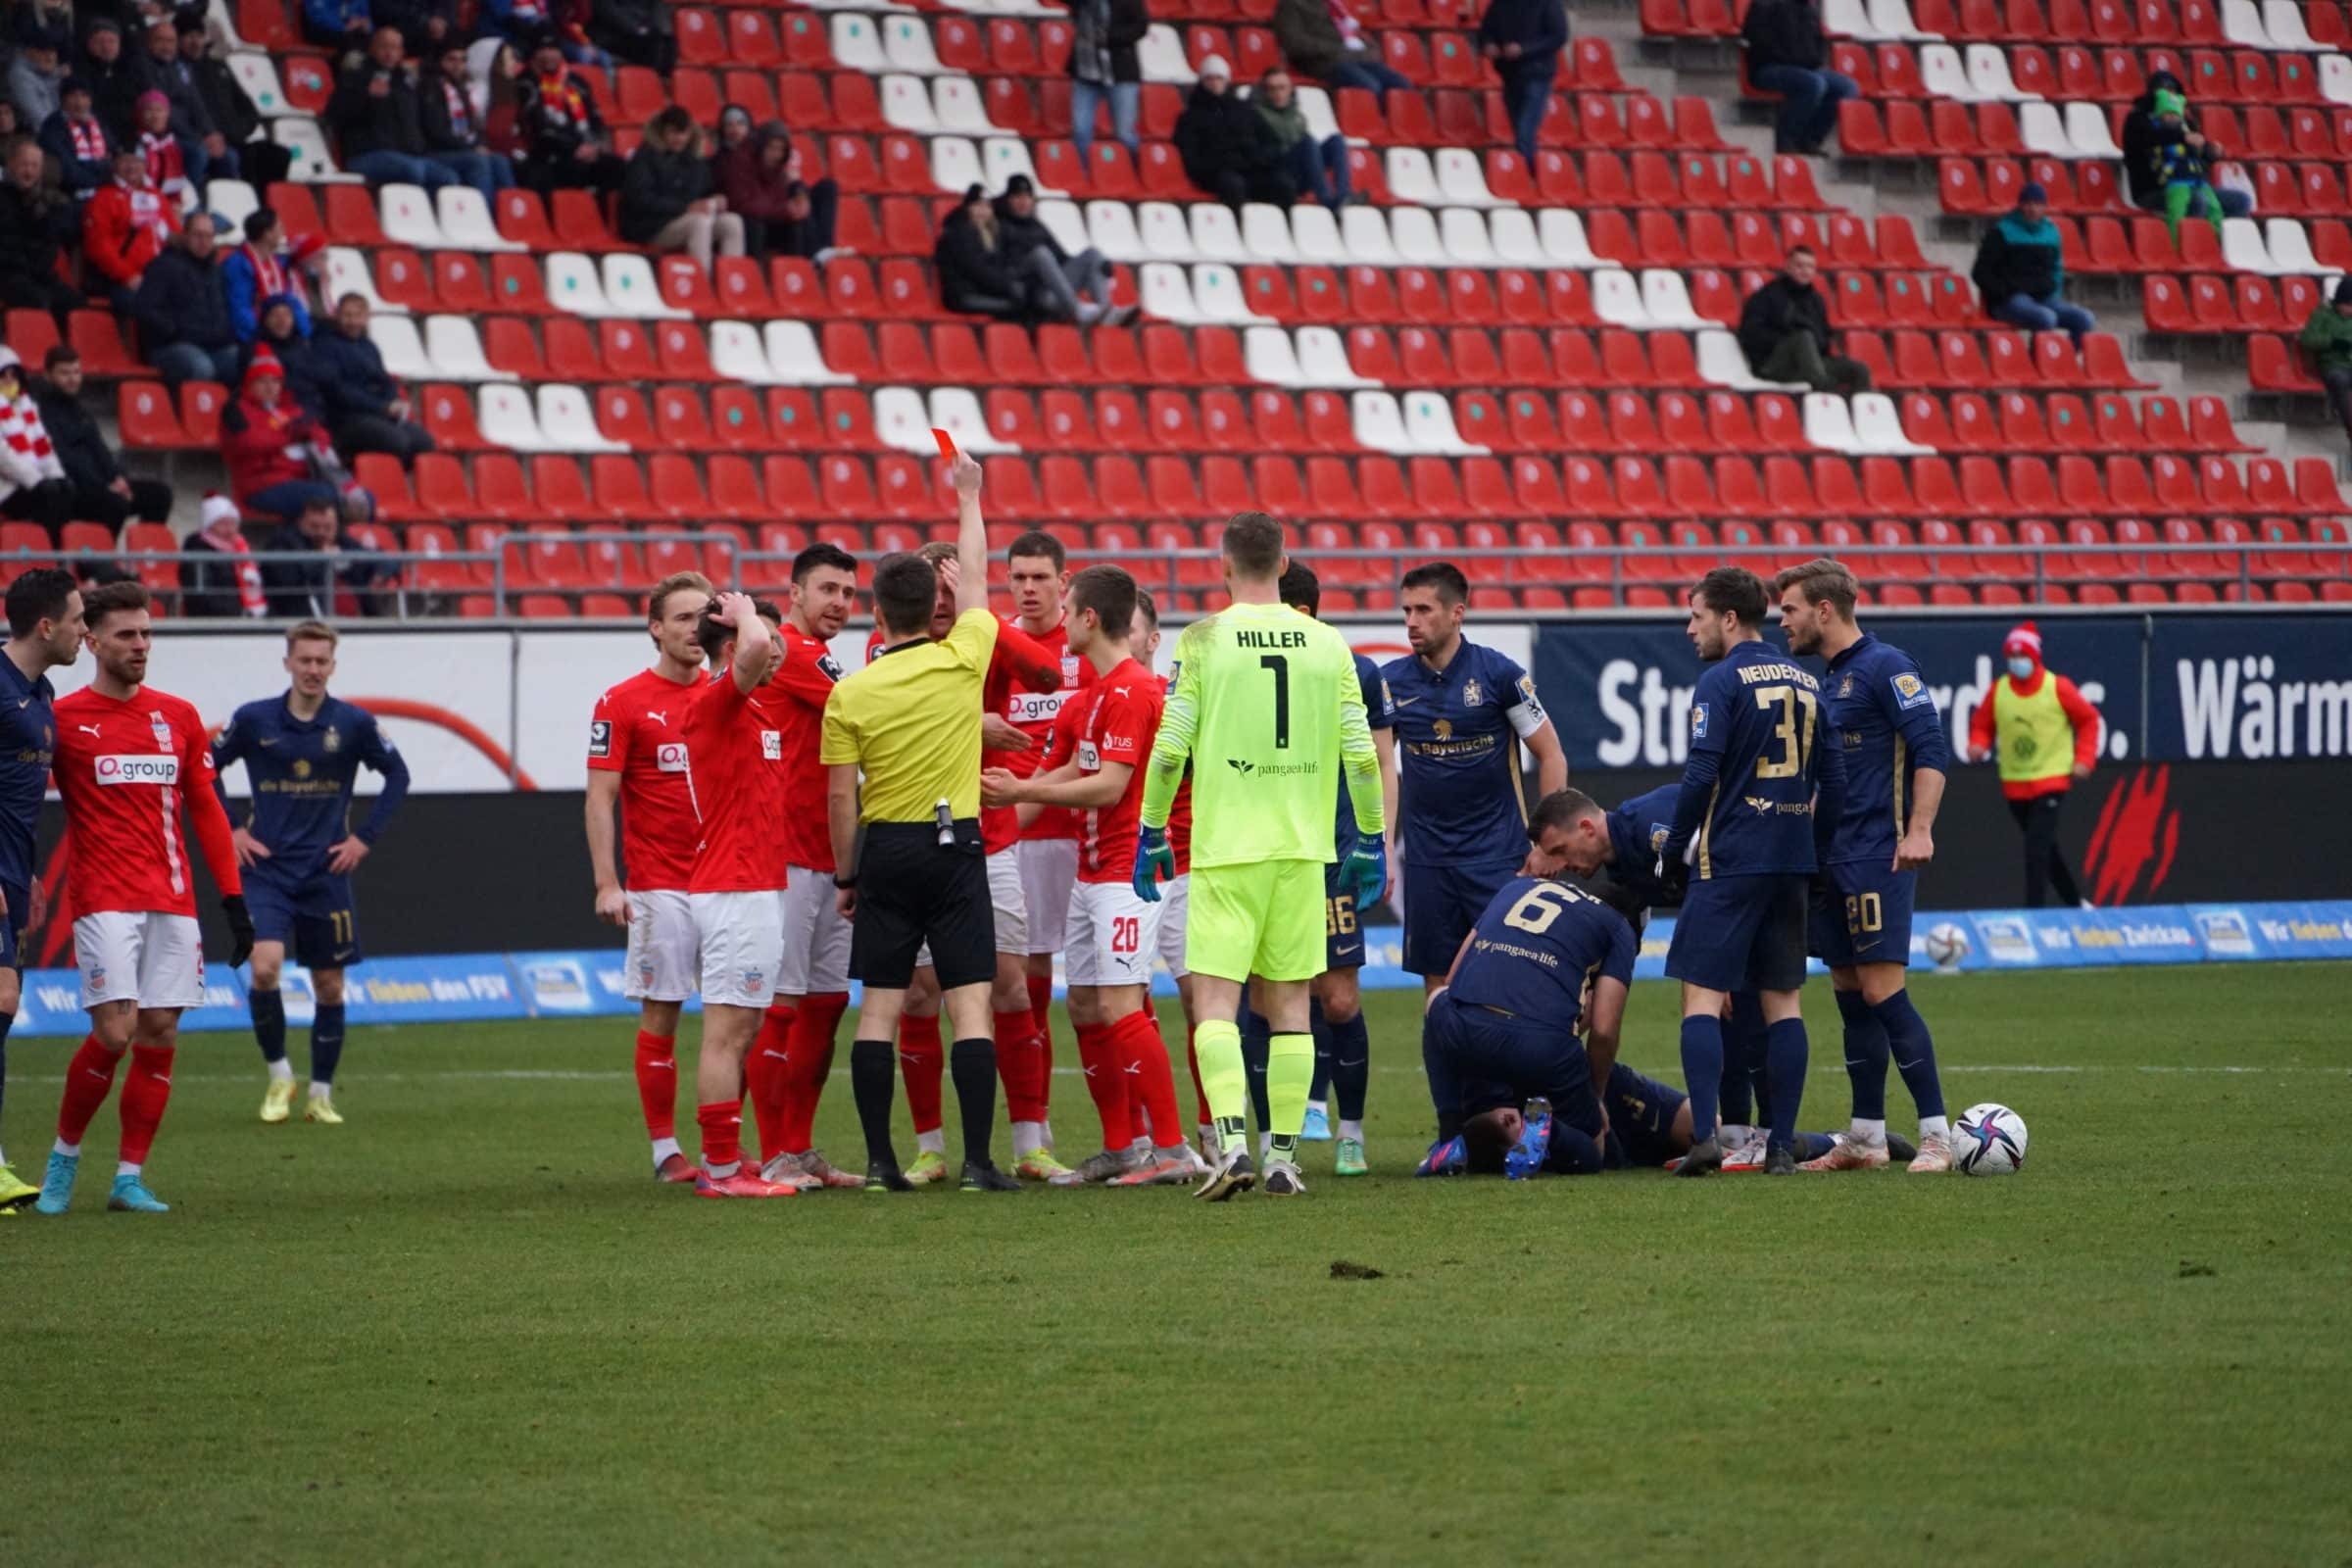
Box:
[1808,861,1918,968]
[1399,857,1518,977]
[1665,872,1808,993]
[243,861,363,970]
[1422,992,1604,1139]
[1600,1062,1688,1169]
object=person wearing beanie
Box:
[2298,275,2352,447]
[220,349,345,522]
[179,492,272,617]
[1973,180,2095,345]
[32,344,175,531]
[933,178,1025,319]
[1176,54,1295,211]
[127,14,240,191]
[37,74,117,198]
[992,172,1129,327]
[0,347,75,537]
[1066,0,1147,167]
[1963,622,2102,908]
[2144,85,2230,244]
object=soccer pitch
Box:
[8,962,2349,1566]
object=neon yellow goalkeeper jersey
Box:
[1141,601,1382,869]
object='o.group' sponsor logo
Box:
[95,755,179,786]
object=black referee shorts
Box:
[849,819,995,992]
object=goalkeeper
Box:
[1134,513,1385,1200]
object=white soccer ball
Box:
[1924,921,1971,970]
[1954,1102,2029,1176]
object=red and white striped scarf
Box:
[124,179,172,240]
[137,129,186,194]
[210,531,270,616]
[1325,0,1365,46]
[0,392,59,473]
[439,77,473,141]
[64,115,107,163]
[240,242,288,301]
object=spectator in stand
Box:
[1272,0,1411,107]
[32,344,175,528]
[314,293,433,462]
[2142,87,2231,245]
[589,0,675,73]
[331,25,459,193]
[465,37,525,160]
[935,180,1023,320]
[1251,67,1348,208]
[2120,70,2249,221]
[996,172,1128,326]
[177,12,294,192]
[485,0,601,64]
[378,0,458,54]
[179,491,271,616]
[1737,245,1868,394]
[712,103,752,159]
[419,42,517,204]
[514,40,622,195]
[261,492,389,617]
[39,74,117,198]
[0,346,75,537]
[16,0,74,52]
[302,0,375,57]
[0,134,79,327]
[79,18,138,143]
[618,104,743,270]
[133,210,241,387]
[82,145,178,311]
[1740,0,1852,157]
[1177,56,1293,211]
[1066,0,1146,168]
[223,208,322,344]
[9,22,67,133]
[128,16,238,188]
[131,88,193,203]
[1477,0,1565,167]
[221,349,346,523]
[2299,277,2352,448]
[0,103,14,140]
[717,120,839,263]
[1973,183,2094,345]
[242,296,327,420]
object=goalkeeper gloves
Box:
[221,894,255,969]
[1341,837,1387,909]
[1132,825,1173,904]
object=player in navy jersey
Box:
[1773,560,1958,1174]
[1414,793,1636,1179]
[213,620,411,1126]
[0,570,79,1207]
[1382,564,1566,995]
[1662,567,1843,1177]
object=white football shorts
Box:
[777,868,851,997]
[624,887,699,1003]
[1064,878,1164,990]
[692,889,785,1008]
[75,910,206,1010]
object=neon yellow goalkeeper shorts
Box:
[1183,860,1327,984]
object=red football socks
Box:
[632,1030,678,1141]
[1112,1009,1185,1152]
[1185,1024,1210,1130]
[118,1044,174,1165]
[994,1007,1046,1124]
[56,1036,121,1146]
[1026,972,1056,1117]
[744,1004,795,1158]
[778,991,849,1151]
[697,1101,741,1173]
[899,1012,944,1136]
[1074,1020,1129,1148]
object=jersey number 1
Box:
[1259,655,1290,750]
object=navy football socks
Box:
[310,1003,347,1087]
[1836,987,1889,1122]
[1679,1015,1724,1142]
[251,988,288,1065]
[1765,1017,1809,1154]
[1872,989,1946,1122]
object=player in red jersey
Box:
[874,539,1068,1182]
[1000,530,1092,1133]
[31,582,253,1216]
[585,571,712,1184]
[680,592,801,1200]
[1133,589,1212,1152]
[748,542,865,1190]
[984,565,1197,1188]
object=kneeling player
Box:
[35,583,254,1215]
[985,566,1197,1187]
[215,620,409,1127]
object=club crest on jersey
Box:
[149,712,172,749]
[87,965,106,991]
[656,743,687,772]
[1838,674,1858,699]
[588,719,612,759]
[1690,704,1709,738]
[323,726,341,753]
[1648,823,1670,853]
[1461,678,1482,708]
[1060,656,1081,686]
[1891,672,1932,710]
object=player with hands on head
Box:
[34,582,250,1216]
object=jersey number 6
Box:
[1502,881,1586,935]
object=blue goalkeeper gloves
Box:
[1341,837,1387,909]
[1133,825,1174,904]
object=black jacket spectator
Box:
[934,195,1022,316]
[2120,71,2220,212]
[261,517,388,617]
[992,190,1067,273]
[132,241,236,355]
[1477,0,1568,64]
[185,42,293,190]
[1068,0,1148,85]
[376,0,459,50]
[617,135,710,244]
[39,97,118,196]
[32,368,175,526]
[79,24,141,142]
[419,67,487,154]
[590,0,678,72]
[179,529,262,616]
[1175,78,1290,208]
[330,58,429,159]
[127,31,220,143]
[1737,271,1832,366]
[1740,0,1827,71]
[311,318,400,424]
[0,166,79,323]
[518,65,609,165]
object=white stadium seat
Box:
[536,383,625,452]
[477,382,551,450]
[423,315,497,379]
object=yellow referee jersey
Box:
[821,608,998,823]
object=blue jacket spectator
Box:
[303,0,374,53]
[311,294,435,462]
[221,210,317,345]
[1476,0,1566,166]
[239,300,330,423]
[132,212,243,387]
[38,80,117,196]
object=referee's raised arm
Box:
[950,452,989,616]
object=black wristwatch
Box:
[833,873,857,891]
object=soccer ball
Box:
[1954,1102,2029,1176]
[1923,921,1971,970]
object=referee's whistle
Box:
[936,797,955,848]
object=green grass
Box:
[6,963,2351,1566]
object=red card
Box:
[931,427,958,458]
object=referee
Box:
[821,453,1020,1194]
